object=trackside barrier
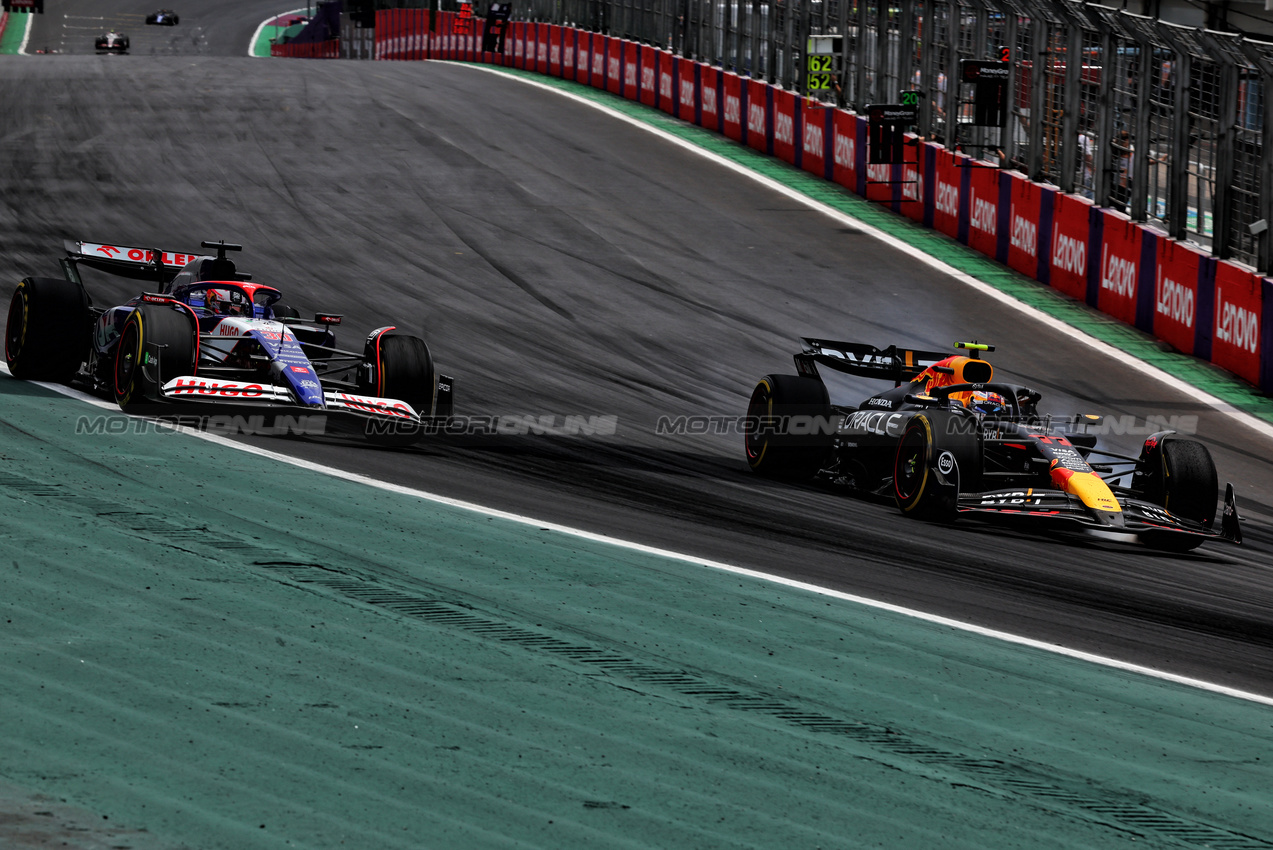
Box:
[0,13,9,42]
[271,39,339,59]
[363,12,1271,396]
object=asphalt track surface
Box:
[3,2,1272,707]
[15,0,283,56]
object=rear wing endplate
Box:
[794,338,951,385]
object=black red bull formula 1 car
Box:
[5,239,454,445]
[745,339,1242,552]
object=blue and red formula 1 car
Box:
[745,339,1242,552]
[6,239,453,445]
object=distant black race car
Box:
[745,338,1242,552]
[95,31,129,54]
[145,9,179,25]
[6,239,455,446]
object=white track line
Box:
[458,61,1273,444]
[3,364,1270,706]
[15,10,33,54]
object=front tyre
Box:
[894,410,980,522]
[113,306,197,414]
[1140,439,1218,552]
[360,333,434,447]
[5,277,90,382]
[744,374,833,480]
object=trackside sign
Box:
[1211,261,1262,384]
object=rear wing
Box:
[62,239,207,285]
[794,338,951,385]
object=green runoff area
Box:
[2,375,1272,849]
[251,9,312,58]
[0,11,30,54]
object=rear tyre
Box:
[744,374,833,480]
[1141,439,1217,552]
[360,333,434,446]
[5,277,90,382]
[113,306,197,414]
[893,410,980,522]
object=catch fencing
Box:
[513,0,1273,277]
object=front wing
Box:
[158,376,433,437]
[957,485,1242,546]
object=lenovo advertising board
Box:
[1048,192,1094,302]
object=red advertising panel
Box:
[1005,173,1043,278]
[677,58,697,121]
[374,8,400,59]
[535,23,550,73]
[416,9,430,60]
[864,161,892,203]
[966,164,1001,259]
[592,36,609,90]
[1153,237,1204,355]
[574,31,591,85]
[746,78,768,153]
[659,51,676,115]
[548,26,562,76]
[460,15,476,61]
[623,41,640,100]
[722,72,744,141]
[506,21,521,67]
[1096,211,1144,326]
[700,65,721,131]
[1212,261,1263,384]
[515,22,529,70]
[450,26,462,62]
[460,23,476,63]
[561,28,576,78]
[772,89,798,165]
[930,148,963,240]
[801,105,827,178]
[1048,192,1094,301]
[433,12,450,60]
[831,109,860,193]
[606,37,623,94]
[639,46,659,107]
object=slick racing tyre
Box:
[113,305,197,414]
[360,333,433,447]
[893,410,980,522]
[5,277,91,383]
[1139,439,1218,552]
[745,374,833,480]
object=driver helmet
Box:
[965,390,1008,416]
[205,288,247,316]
